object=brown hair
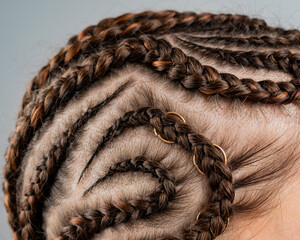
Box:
[3,10,300,240]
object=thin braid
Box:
[57,106,234,240]
[18,10,296,119]
[175,35,300,78]
[57,156,176,240]
[83,156,176,197]
[180,34,300,48]
[17,81,131,240]
[3,34,300,238]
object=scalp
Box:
[3,10,300,240]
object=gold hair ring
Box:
[193,144,227,176]
[213,144,228,165]
[153,112,186,144]
[153,112,228,175]
[210,217,230,238]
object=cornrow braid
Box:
[83,156,176,197]
[57,107,233,240]
[56,156,176,240]
[3,10,300,240]
[18,80,132,239]
[179,34,300,48]
[174,35,300,78]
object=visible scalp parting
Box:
[2,10,300,240]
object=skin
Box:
[226,176,300,240]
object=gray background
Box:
[0,0,299,239]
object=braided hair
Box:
[3,10,300,240]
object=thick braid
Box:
[17,81,131,239]
[175,35,300,78]
[180,34,300,48]
[55,156,177,240]
[3,35,300,238]
[57,106,233,240]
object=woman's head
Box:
[3,10,300,240]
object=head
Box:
[3,10,300,240]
